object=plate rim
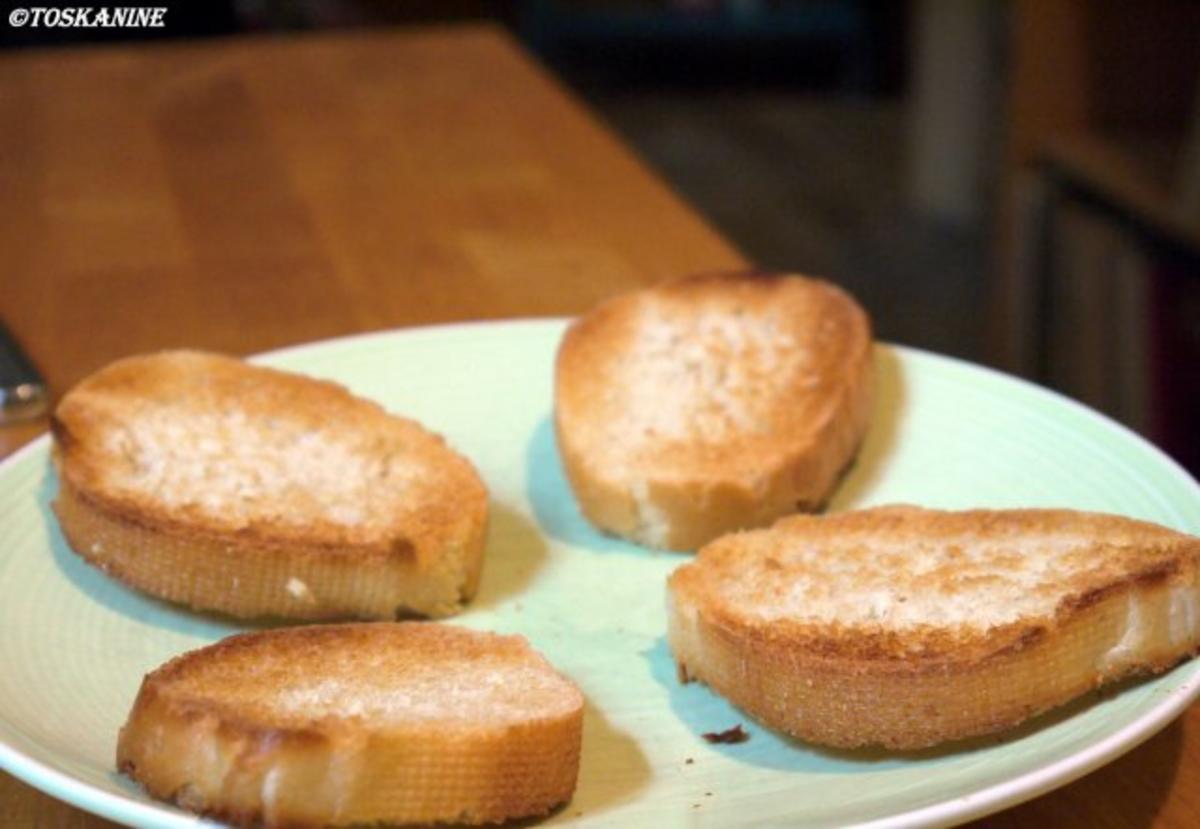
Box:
[854,665,1200,828]
[2,317,1199,829]
[0,736,211,828]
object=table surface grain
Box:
[0,23,1196,829]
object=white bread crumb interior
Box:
[96,406,418,531]
[609,299,820,459]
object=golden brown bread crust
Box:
[667,506,1200,749]
[554,271,873,551]
[51,350,488,619]
[117,623,585,827]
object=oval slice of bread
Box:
[667,505,1200,749]
[554,271,873,551]
[51,350,488,620]
[117,623,584,826]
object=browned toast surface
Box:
[668,506,1200,748]
[52,350,488,619]
[117,623,584,826]
[555,272,873,550]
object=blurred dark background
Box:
[3,0,1198,472]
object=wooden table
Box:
[0,23,1196,829]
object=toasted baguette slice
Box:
[554,271,873,551]
[51,350,488,620]
[668,505,1200,750]
[117,623,584,827]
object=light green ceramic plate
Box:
[2,319,1199,828]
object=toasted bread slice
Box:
[554,271,873,551]
[667,505,1200,749]
[51,350,488,620]
[117,623,584,826]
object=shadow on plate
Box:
[563,696,653,823]
[643,636,1179,774]
[525,416,669,560]
[470,500,549,610]
[828,344,906,511]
